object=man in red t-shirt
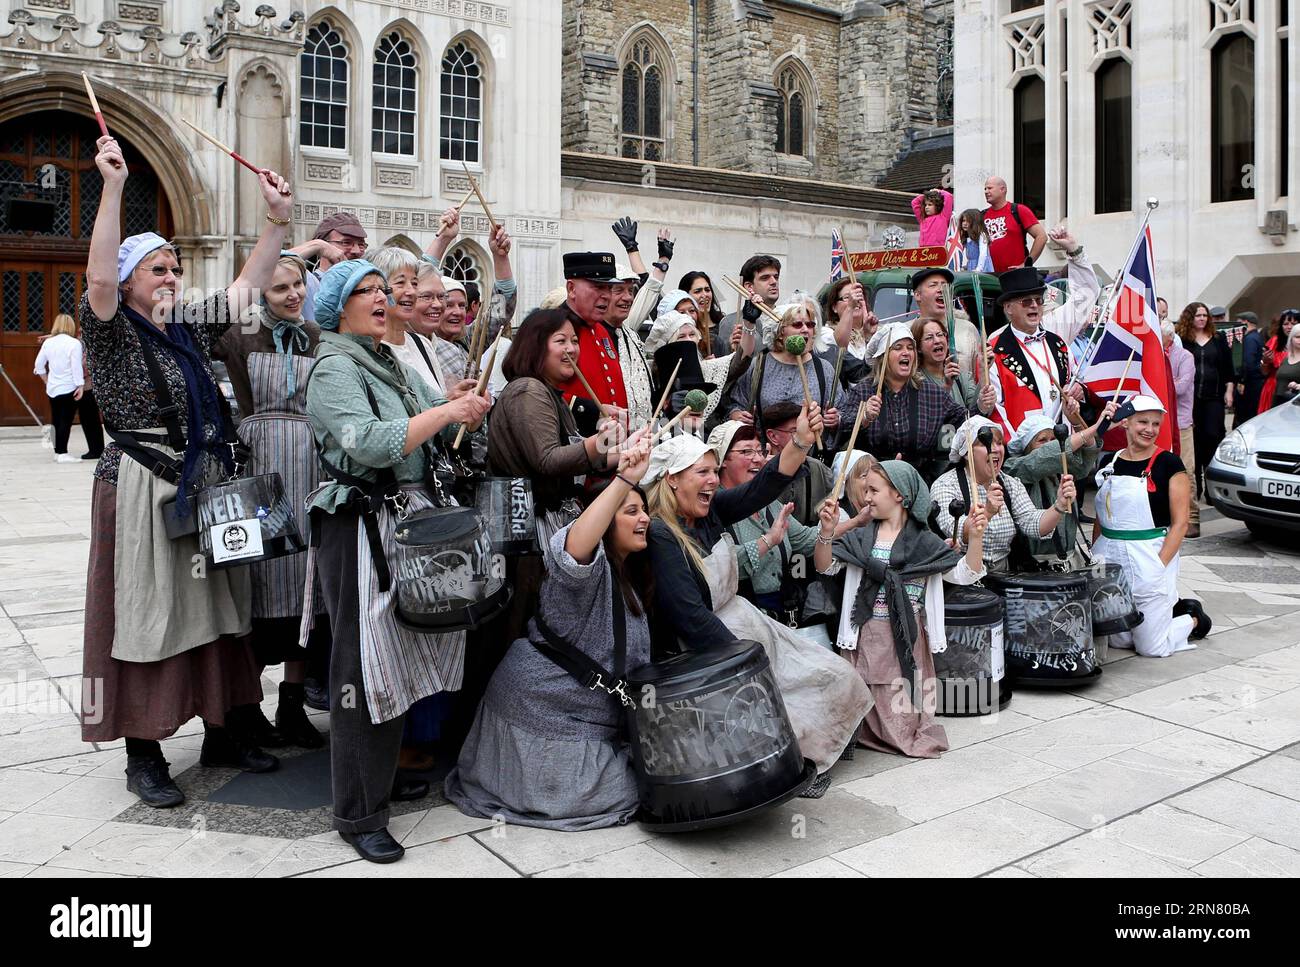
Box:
[983,176,1047,272]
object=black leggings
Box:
[1191,398,1226,499]
[48,392,77,454]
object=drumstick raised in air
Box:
[461,163,498,232]
[829,402,867,504]
[180,118,265,176]
[646,358,682,431]
[721,275,783,324]
[653,390,709,443]
[81,72,108,137]
[785,335,823,449]
[452,330,502,450]
[963,420,983,518]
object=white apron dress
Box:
[237,350,320,619]
[1092,460,1196,658]
[701,536,873,773]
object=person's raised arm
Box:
[87,136,127,321]
[565,430,650,564]
[425,207,461,263]
[228,170,293,319]
[778,403,822,477]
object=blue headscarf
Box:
[313,259,388,332]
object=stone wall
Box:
[563,0,952,187]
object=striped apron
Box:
[237,351,321,619]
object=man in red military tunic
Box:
[556,252,629,424]
[988,266,1075,437]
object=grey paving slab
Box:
[1192,838,1300,878]
[1170,779,1300,850]
[298,836,519,878]
[471,820,653,876]
[536,843,698,878]
[839,743,1060,823]
[1016,833,1200,878]
[647,788,913,878]
[833,798,1077,878]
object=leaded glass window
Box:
[300,21,349,150]
[621,40,665,161]
[373,32,417,156]
[440,42,482,163]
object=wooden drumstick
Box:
[461,162,498,232]
[564,352,601,405]
[646,358,682,431]
[451,330,502,450]
[785,335,823,449]
[721,275,782,324]
[81,72,108,137]
[180,118,265,176]
[829,402,867,504]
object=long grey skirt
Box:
[444,700,639,832]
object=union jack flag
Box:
[944,211,966,272]
[831,228,853,281]
[1079,225,1174,450]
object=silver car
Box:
[1207,394,1300,535]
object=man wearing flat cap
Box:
[556,251,628,416]
[288,211,369,322]
[911,265,982,375]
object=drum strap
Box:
[531,575,634,708]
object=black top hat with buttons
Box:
[563,251,617,282]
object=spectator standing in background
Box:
[33,313,86,463]
[1235,311,1264,426]
[982,176,1047,271]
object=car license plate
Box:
[1263,479,1300,500]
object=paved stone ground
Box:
[2,425,1298,878]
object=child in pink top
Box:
[911,189,953,247]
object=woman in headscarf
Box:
[643,308,755,425]
[1092,396,1206,657]
[80,134,292,808]
[1002,398,1115,569]
[814,461,988,758]
[836,323,971,480]
[930,416,1076,573]
[301,258,491,864]
[211,252,326,749]
[642,404,871,798]
[446,431,654,830]
[707,420,818,626]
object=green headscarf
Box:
[878,459,932,525]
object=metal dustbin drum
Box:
[195,473,304,568]
[626,641,815,832]
[985,571,1100,687]
[935,585,1012,716]
[393,506,511,633]
[1087,562,1144,636]
[475,476,539,556]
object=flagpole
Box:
[1054,197,1159,420]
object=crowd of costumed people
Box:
[77,133,1216,863]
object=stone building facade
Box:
[560,0,955,315]
[563,0,954,185]
[953,0,1300,319]
[0,0,562,423]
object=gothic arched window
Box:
[443,244,482,286]
[775,67,809,157]
[373,32,417,156]
[621,39,664,161]
[440,42,482,164]
[300,20,349,149]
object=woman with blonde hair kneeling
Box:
[642,404,871,797]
